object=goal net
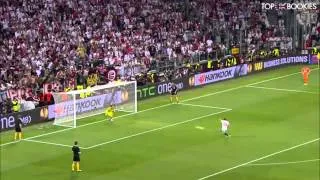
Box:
[51,81,137,128]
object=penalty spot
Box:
[195,126,205,130]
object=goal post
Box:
[51,81,137,128]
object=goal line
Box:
[19,103,232,150]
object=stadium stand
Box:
[0,0,318,114]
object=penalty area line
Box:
[197,138,319,180]
[246,158,320,166]
[23,139,83,149]
[85,109,232,149]
[179,103,232,110]
[246,85,319,95]
[0,86,239,148]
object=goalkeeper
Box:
[105,104,115,122]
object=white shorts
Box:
[221,127,228,133]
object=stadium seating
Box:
[2,0,315,114]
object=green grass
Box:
[1,65,319,180]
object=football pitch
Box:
[1,65,319,180]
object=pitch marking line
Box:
[197,138,319,180]
[179,103,232,110]
[246,158,320,166]
[247,67,319,86]
[23,139,79,149]
[0,141,18,147]
[195,126,205,130]
[0,88,239,148]
[6,103,231,149]
[1,67,317,148]
[246,85,319,95]
[85,109,232,149]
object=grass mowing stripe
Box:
[246,159,320,166]
[85,109,232,149]
[179,103,232,110]
[181,86,244,102]
[197,138,320,180]
[246,85,319,94]
[1,67,316,148]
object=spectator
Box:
[0,0,295,114]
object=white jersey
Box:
[221,120,230,130]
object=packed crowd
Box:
[293,0,320,48]
[0,0,278,91]
[0,0,300,114]
[297,11,320,48]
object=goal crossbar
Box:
[51,81,137,128]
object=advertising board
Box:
[48,92,122,119]
[0,107,48,132]
[137,77,194,100]
[194,64,250,86]
[263,55,309,69]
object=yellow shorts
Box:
[107,113,114,118]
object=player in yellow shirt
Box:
[105,105,115,122]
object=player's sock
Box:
[176,96,179,103]
[18,133,22,140]
[76,162,81,171]
[72,163,75,171]
[14,133,17,140]
[170,97,173,103]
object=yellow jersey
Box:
[105,107,115,117]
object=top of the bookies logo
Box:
[261,2,318,10]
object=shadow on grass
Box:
[69,172,81,180]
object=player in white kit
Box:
[220,118,230,137]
